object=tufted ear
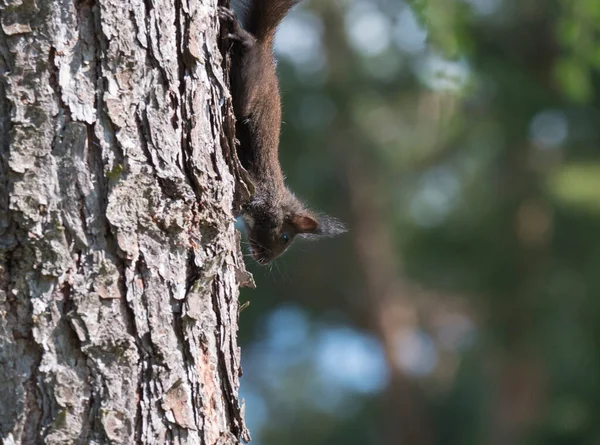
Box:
[314,215,346,237]
[292,213,346,238]
[290,214,319,234]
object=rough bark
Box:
[0,0,251,443]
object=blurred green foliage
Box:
[237,0,600,444]
[555,0,600,102]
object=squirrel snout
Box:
[249,244,270,265]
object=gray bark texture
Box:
[0,0,253,443]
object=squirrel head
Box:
[242,190,345,265]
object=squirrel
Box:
[219,0,345,265]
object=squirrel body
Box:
[220,0,344,264]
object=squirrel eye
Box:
[281,233,290,244]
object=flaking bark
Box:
[0,0,251,443]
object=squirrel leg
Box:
[218,7,256,49]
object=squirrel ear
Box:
[292,213,347,238]
[291,214,319,234]
[314,215,346,237]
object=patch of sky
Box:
[394,328,438,376]
[344,2,392,57]
[461,0,503,16]
[241,305,391,417]
[529,109,568,151]
[238,388,268,443]
[394,6,428,54]
[416,53,471,92]
[275,9,326,75]
[315,326,391,395]
[435,312,477,352]
[264,304,311,352]
[409,166,462,228]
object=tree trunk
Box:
[0,0,251,443]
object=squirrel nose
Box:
[254,252,269,265]
[250,245,270,265]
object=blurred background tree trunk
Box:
[317,4,435,444]
[0,0,251,443]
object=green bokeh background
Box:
[237,0,600,444]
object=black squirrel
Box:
[219,1,345,265]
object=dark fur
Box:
[220,2,345,264]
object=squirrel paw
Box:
[218,6,255,48]
[218,6,237,23]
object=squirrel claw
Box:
[218,6,237,24]
[218,7,256,48]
